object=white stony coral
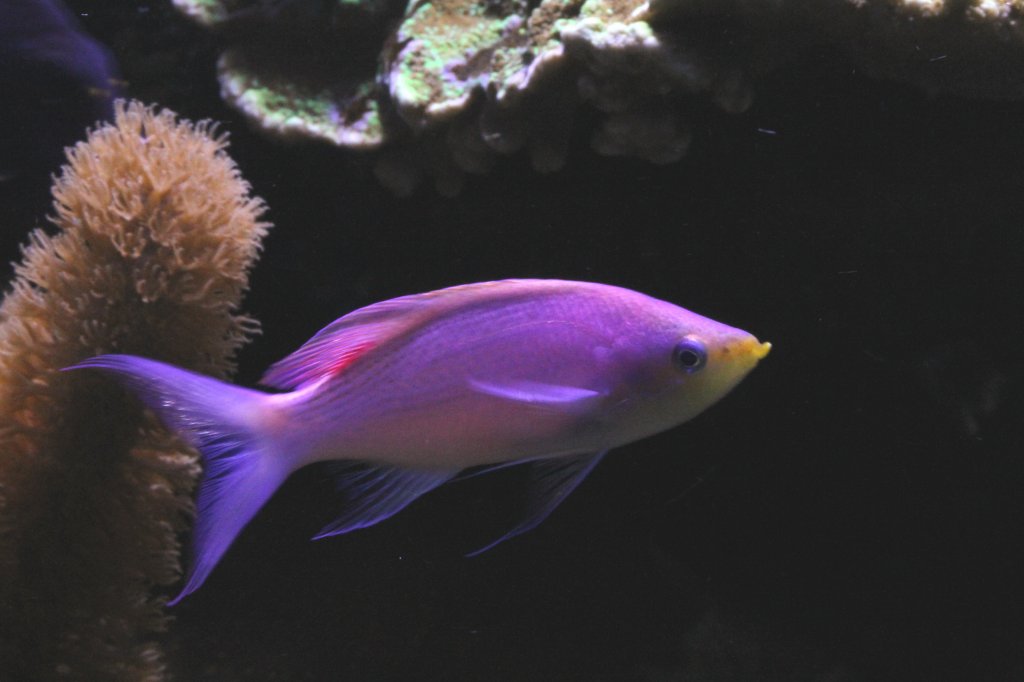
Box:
[969,0,1023,20]
[172,0,1024,194]
[900,0,946,15]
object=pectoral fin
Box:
[314,465,456,539]
[466,451,607,556]
[468,378,605,409]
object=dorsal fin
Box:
[260,314,406,390]
[260,279,565,390]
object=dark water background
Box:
[1,2,1023,680]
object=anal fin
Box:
[466,451,607,557]
[315,464,456,539]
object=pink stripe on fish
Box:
[325,341,375,377]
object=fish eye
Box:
[673,338,707,373]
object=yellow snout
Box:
[713,336,772,364]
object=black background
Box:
[2,2,1023,680]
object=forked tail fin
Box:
[66,355,290,604]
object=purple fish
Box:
[0,0,121,181]
[69,279,771,603]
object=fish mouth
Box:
[715,335,771,364]
[750,339,772,361]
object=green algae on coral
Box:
[173,0,392,26]
[171,0,236,26]
[173,0,1024,193]
[219,50,384,148]
[389,0,530,127]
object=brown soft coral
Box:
[0,100,269,681]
